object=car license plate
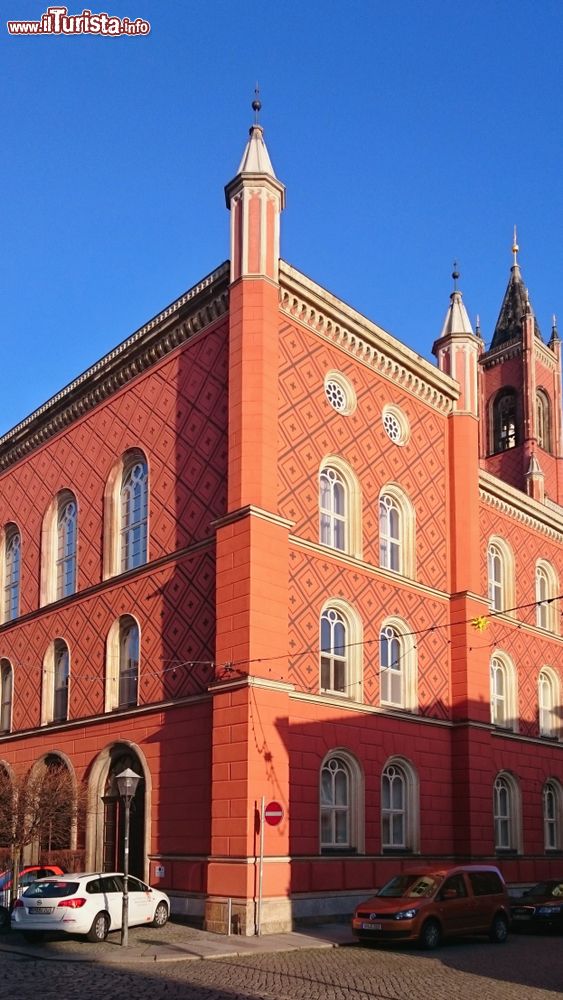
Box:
[361,921,382,930]
[513,913,531,920]
[28,906,54,914]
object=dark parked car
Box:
[510,880,563,932]
[0,865,65,930]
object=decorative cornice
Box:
[479,470,563,542]
[480,337,521,368]
[279,262,458,416]
[0,263,230,471]
[212,505,294,532]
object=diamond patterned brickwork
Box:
[287,546,450,719]
[4,546,216,730]
[278,320,449,592]
[0,323,228,617]
[479,500,563,736]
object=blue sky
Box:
[2,0,563,436]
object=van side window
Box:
[441,874,467,898]
[468,871,503,895]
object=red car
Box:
[0,865,64,930]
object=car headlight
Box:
[537,905,562,915]
[394,908,418,920]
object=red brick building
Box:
[0,116,561,934]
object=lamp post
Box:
[115,767,142,947]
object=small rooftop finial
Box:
[452,260,460,292]
[476,314,481,336]
[252,82,262,125]
[512,225,519,267]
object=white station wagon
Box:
[11,872,170,942]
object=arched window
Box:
[318,458,361,558]
[105,615,140,711]
[487,538,515,614]
[381,758,419,852]
[379,485,415,578]
[319,601,362,699]
[104,451,149,578]
[379,619,417,711]
[490,653,518,731]
[56,496,77,599]
[543,780,563,851]
[0,659,13,734]
[536,390,551,452]
[41,639,70,725]
[319,467,346,551]
[535,561,558,633]
[493,772,522,852]
[538,668,560,738]
[320,751,363,852]
[492,389,518,453]
[121,460,148,571]
[2,525,21,623]
[40,491,78,606]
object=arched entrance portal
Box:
[101,746,145,878]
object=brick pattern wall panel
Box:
[0,323,228,617]
[287,546,450,719]
[2,547,216,731]
[278,320,449,592]
[480,502,563,736]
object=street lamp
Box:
[115,766,142,947]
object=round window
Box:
[324,372,356,415]
[382,405,409,445]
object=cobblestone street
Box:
[0,931,561,1000]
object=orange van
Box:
[352,865,510,949]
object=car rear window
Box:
[468,871,503,896]
[23,880,79,899]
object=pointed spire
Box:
[489,230,542,350]
[549,314,560,346]
[234,88,279,179]
[437,264,474,339]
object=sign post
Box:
[256,799,284,936]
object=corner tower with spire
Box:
[479,232,563,504]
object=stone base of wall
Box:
[204,895,293,936]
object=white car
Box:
[11,872,170,942]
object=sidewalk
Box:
[0,920,356,964]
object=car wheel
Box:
[86,911,109,942]
[151,901,169,928]
[22,931,44,943]
[489,914,509,943]
[0,906,10,933]
[419,919,441,950]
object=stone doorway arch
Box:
[86,742,151,880]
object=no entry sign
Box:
[264,800,284,826]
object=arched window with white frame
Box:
[320,750,363,853]
[493,772,522,853]
[1,524,21,623]
[379,618,417,711]
[543,779,563,851]
[105,615,140,711]
[379,485,415,578]
[487,537,515,615]
[318,458,361,558]
[381,757,419,852]
[41,639,70,725]
[40,491,78,606]
[535,561,558,633]
[0,659,13,734]
[538,667,560,738]
[490,652,518,731]
[104,450,149,579]
[319,600,362,700]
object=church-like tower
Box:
[479,233,563,503]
